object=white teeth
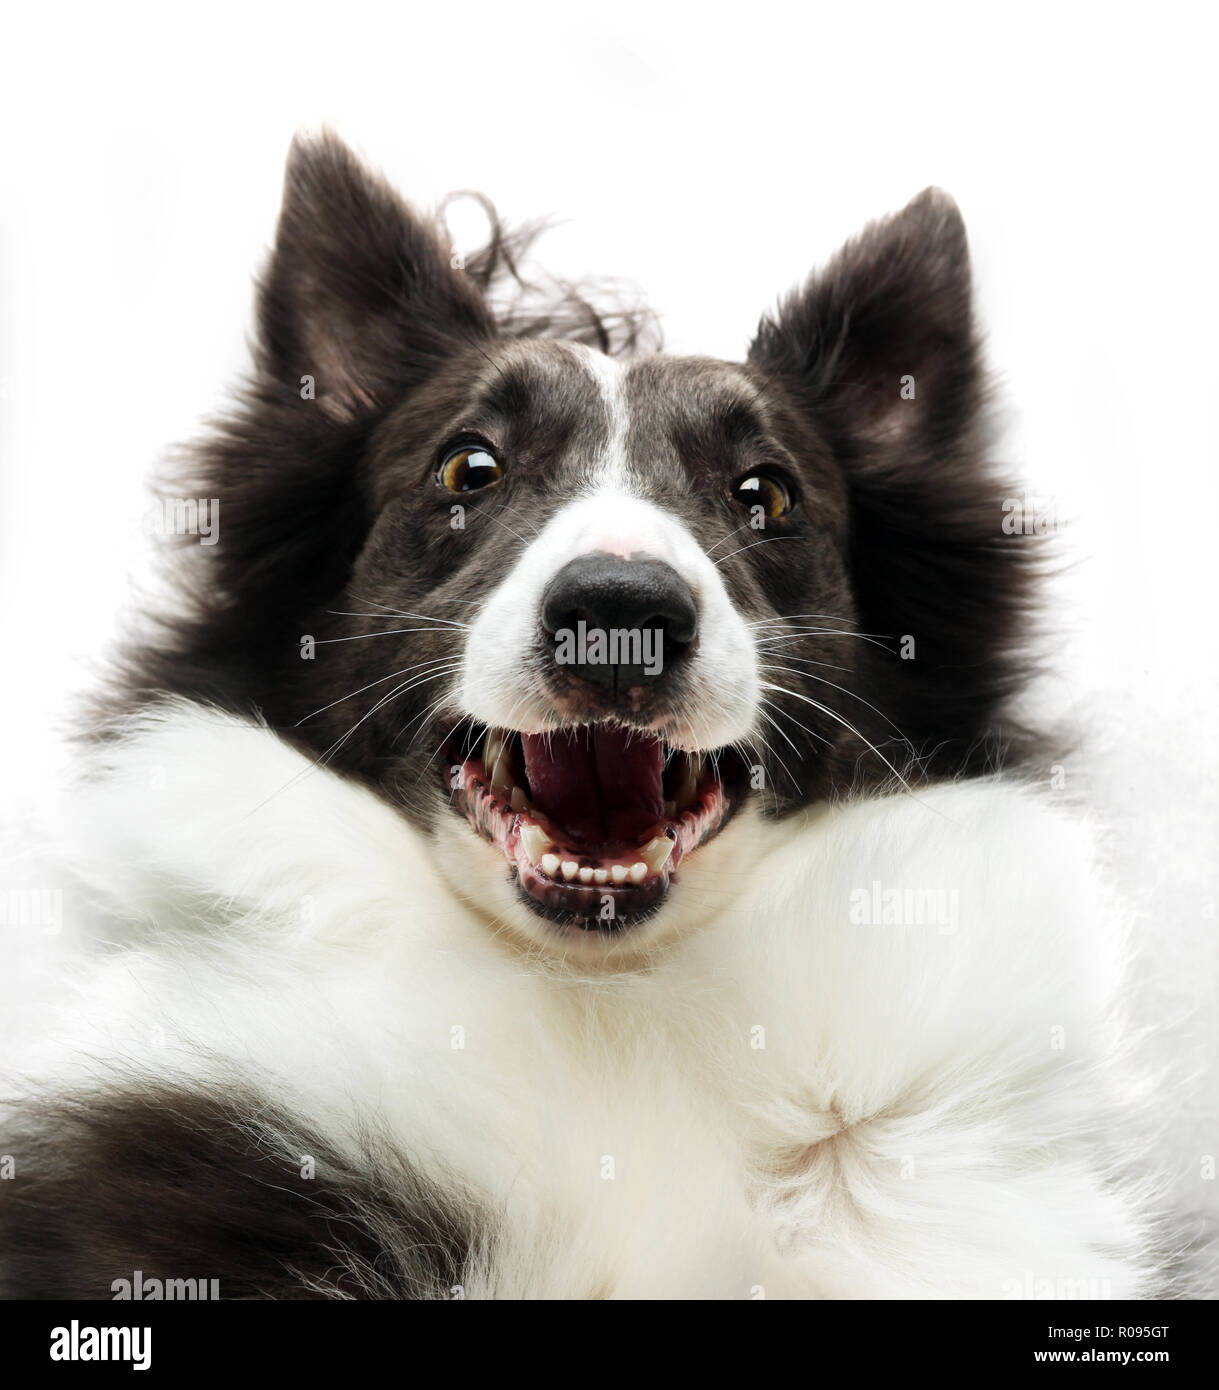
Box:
[639,835,675,874]
[561,861,579,881]
[510,785,527,812]
[519,823,549,864]
[484,729,518,798]
[610,865,629,884]
[578,867,594,884]
[541,852,560,876]
[593,868,609,885]
[628,862,648,884]
[483,729,505,776]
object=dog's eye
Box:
[438,445,504,493]
[730,470,793,518]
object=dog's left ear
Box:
[257,132,494,421]
[748,188,977,458]
[752,192,1040,761]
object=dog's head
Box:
[128,134,1037,958]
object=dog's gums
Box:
[444,723,744,928]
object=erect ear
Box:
[748,188,977,458]
[752,193,1041,758]
[257,132,494,421]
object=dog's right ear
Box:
[257,133,494,422]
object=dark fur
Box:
[91,133,1043,826]
[0,1084,478,1299]
[14,133,1054,1302]
[748,190,1039,762]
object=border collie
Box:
[1,134,1161,1299]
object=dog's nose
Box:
[540,551,698,691]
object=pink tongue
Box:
[521,727,665,846]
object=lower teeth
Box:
[472,728,702,888]
[519,823,549,863]
[639,836,675,874]
[521,832,671,887]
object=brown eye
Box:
[731,471,792,518]
[438,444,504,493]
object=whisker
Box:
[395,684,474,753]
[295,658,461,725]
[702,520,759,559]
[314,627,468,644]
[313,669,458,772]
[241,668,457,818]
[748,613,867,627]
[751,714,803,792]
[758,662,907,736]
[712,535,798,567]
[752,651,851,673]
[759,681,918,795]
[760,696,835,753]
[471,505,540,549]
[729,736,789,806]
[417,711,478,788]
[340,595,470,629]
[755,629,894,652]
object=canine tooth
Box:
[639,835,675,874]
[483,729,505,775]
[593,868,609,885]
[510,785,527,812]
[673,754,699,809]
[541,853,560,876]
[561,860,579,881]
[486,730,518,798]
[628,861,648,884]
[610,865,629,884]
[520,823,549,864]
[578,867,594,884]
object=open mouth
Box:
[442,723,746,932]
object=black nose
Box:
[540,551,698,692]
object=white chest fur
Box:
[24,703,1154,1298]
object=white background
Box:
[1,2,1216,1234]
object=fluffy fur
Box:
[0,133,1167,1298]
[5,704,1159,1297]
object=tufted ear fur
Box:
[750,187,977,453]
[257,132,494,420]
[750,189,1040,760]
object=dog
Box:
[0,134,1161,1299]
